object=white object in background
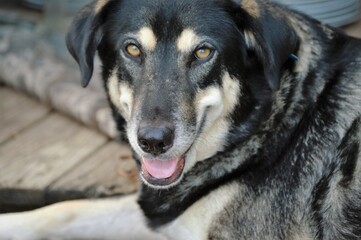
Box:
[274,0,360,27]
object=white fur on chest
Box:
[159,182,238,240]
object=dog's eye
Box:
[126,44,141,57]
[194,47,212,60]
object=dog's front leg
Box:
[0,194,166,240]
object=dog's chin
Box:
[140,156,185,189]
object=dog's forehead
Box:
[109,0,233,47]
[135,27,200,53]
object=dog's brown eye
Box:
[126,44,141,57]
[194,47,212,60]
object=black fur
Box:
[66,0,361,239]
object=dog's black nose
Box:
[137,126,174,155]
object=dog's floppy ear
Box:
[66,0,111,87]
[228,0,299,90]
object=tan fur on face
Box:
[138,27,157,51]
[107,72,133,121]
[177,29,200,53]
[221,72,241,115]
[241,0,261,18]
[184,72,241,169]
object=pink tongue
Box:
[142,159,179,179]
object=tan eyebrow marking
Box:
[138,27,157,51]
[177,29,200,53]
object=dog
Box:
[1,0,361,239]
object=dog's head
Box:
[67,0,298,188]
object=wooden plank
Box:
[0,87,50,144]
[0,113,108,206]
[47,141,138,203]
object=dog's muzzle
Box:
[137,122,186,186]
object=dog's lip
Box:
[141,156,185,186]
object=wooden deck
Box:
[0,87,138,213]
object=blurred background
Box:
[0,0,360,213]
[277,0,360,27]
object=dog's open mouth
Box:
[141,157,185,186]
